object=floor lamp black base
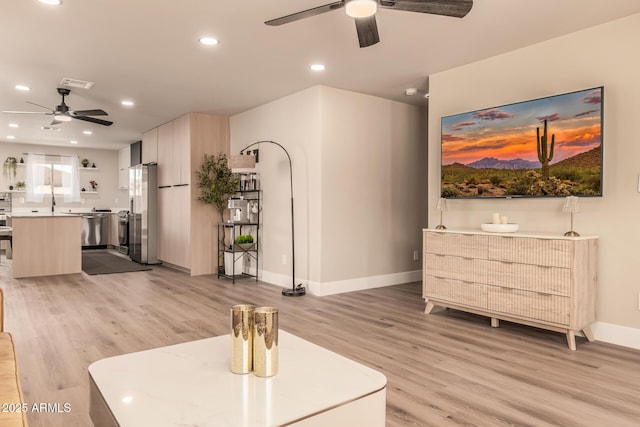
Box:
[282,285,306,297]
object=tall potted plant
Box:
[3,157,17,189]
[196,153,240,272]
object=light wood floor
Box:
[2,255,640,427]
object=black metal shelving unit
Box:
[217,189,260,284]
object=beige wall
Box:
[231,85,427,294]
[0,142,127,211]
[428,14,640,334]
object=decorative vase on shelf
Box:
[81,159,89,168]
[92,163,96,168]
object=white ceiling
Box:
[1,0,639,150]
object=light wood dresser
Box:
[422,229,598,350]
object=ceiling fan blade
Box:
[355,15,380,48]
[1,110,52,115]
[379,0,473,18]
[71,109,108,117]
[72,115,113,126]
[26,101,55,112]
[265,1,345,26]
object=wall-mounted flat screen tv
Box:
[440,86,603,199]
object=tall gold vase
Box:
[253,307,279,377]
[230,304,255,374]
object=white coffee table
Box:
[88,330,386,426]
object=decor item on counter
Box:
[491,212,509,225]
[481,223,519,233]
[441,86,603,199]
[90,180,98,191]
[91,162,96,168]
[3,157,17,180]
[435,198,448,230]
[8,185,13,191]
[562,196,581,236]
[81,158,89,167]
[230,304,255,374]
[253,306,278,377]
[14,181,25,190]
[230,141,305,297]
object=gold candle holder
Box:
[230,304,255,374]
[253,307,279,377]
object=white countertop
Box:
[424,227,598,240]
[9,212,81,218]
[88,330,387,427]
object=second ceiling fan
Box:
[265,0,473,48]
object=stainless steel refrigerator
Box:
[129,163,158,264]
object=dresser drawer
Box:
[424,276,487,309]
[487,261,571,296]
[487,287,570,325]
[425,254,489,283]
[487,236,571,267]
[424,231,488,258]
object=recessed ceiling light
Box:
[70,140,78,144]
[199,37,219,46]
[83,130,93,135]
[121,100,134,107]
[15,85,30,91]
[8,123,18,128]
[405,88,418,96]
[6,136,16,140]
[310,64,326,71]
[38,0,62,5]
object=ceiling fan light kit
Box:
[345,0,377,18]
[265,0,473,48]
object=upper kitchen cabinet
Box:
[142,128,158,164]
[118,146,130,190]
[157,114,190,187]
[152,113,230,275]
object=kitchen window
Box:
[25,154,81,203]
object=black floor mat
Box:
[82,251,151,275]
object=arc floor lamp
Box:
[229,141,306,297]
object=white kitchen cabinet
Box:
[142,128,158,164]
[154,113,229,275]
[118,146,130,190]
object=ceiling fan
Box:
[2,87,113,126]
[266,0,473,48]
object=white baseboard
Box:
[260,269,422,296]
[592,321,640,350]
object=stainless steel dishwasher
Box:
[81,213,109,249]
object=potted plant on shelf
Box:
[81,158,89,168]
[90,180,98,191]
[234,234,254,251]
[196,153,240,273]
[14,181,25,191]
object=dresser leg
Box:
[566,331,577,351]
[424,301,435,314]
[490,317,499,328]
[582,326,595,342]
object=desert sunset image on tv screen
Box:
[441,87,603,198]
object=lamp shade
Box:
[345,0,377,18]
[436,197,448,212]
[228,154,256,170]
[562,196,580,213]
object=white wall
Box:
[0,142,128,211]
[428,13,640,348]
[231,85,427,295]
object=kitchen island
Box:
[10,213,82,278]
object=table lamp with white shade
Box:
[562,196,580,236]
[435,198,448,230]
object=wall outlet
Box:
[413,250,419,261]
[281,254,287,265]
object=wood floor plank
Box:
[1,256,640,426]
